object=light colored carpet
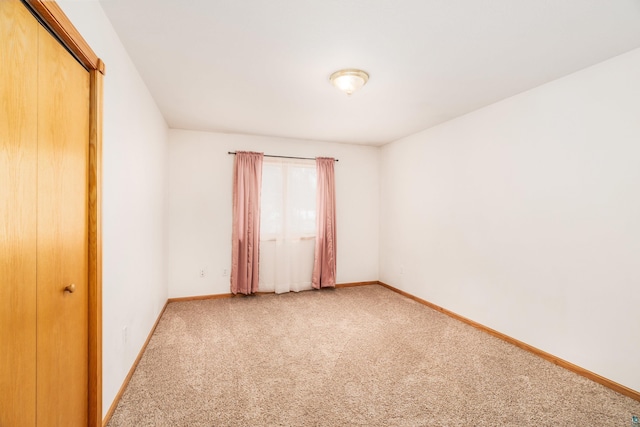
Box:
[107,285,640,426]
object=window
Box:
[259,158,316,293]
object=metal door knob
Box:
[64,283,76,293]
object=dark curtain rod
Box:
[228,152,338,162]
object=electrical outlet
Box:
[200,269,205,278]
[122,326,128,344]
[222,268,229,277]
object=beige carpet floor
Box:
[107,285,640,426]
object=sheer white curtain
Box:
[259,158,316,293]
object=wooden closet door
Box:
[36,22,90,426]
[0,1,39,426]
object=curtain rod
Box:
[227,152,338,162]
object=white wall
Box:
[57,1,169,418]
[380,48,640,392]
[169,130,379,298]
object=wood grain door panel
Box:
[36,22,90,427]
[0,1,39,426]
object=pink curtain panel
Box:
[230,151,264,295]
[312,157,337,289]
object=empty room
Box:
[2,0,640,426]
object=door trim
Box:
[25,1,105,425]
[88,66,104,427]
[25,0,104,74]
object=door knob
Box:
[64,283,76,293]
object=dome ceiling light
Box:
[329,69,369,95]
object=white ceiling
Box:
[99,0,640,146]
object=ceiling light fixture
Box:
[329,69,369,95]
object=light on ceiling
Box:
[329,69,369,95]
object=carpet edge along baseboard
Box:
[376,281,640,403]
[166,281,378,303]
[102,301,169,427]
